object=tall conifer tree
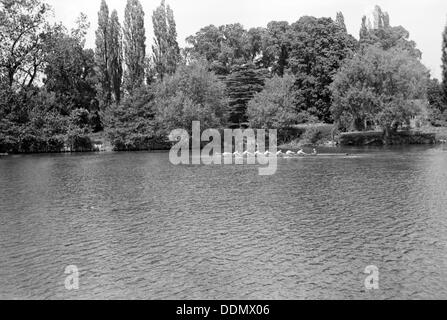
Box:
[336,12,347,33]
[152,0,180,80]
[442,21,447,103]
[95,0,111,109]
[123,0,146,93]
[108,10,123,104]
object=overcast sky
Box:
[46,0,447,80]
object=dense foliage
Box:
[331,20,431,134]
[247,74,300,129]
[427,79,447,126]
[153,60,228,136]
[102,86,156,151]
[0,0,96,153]
[123,0,146,93]
[1,1,445,153]
[443,22,447,107]
[330,47,429,134]
[288,16,358,122]
[225,64,267,127]
[152,0,180,80]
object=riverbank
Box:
[419,125,447,142]
[339,130,437,146]
[280,124,447,148]
[2,124,446,155]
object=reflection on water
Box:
[1,146,447,299]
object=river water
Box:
[1,146,447,300]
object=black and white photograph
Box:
[1,0,447,303]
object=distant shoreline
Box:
[2,124,446,155]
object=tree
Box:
[335,12,347,33]
[153,60,228,135]
[426,78,447,126]
[360,16,369,40]
[0,0,54,89]
[108,10,123,104]
[44,18,97,117]
[123,0,146,93]
[186,23,255,75]
[103,86,156,151]
[364,5,390,30]
[289,16,358,122]
[359,7,421,59]
[360,25,422,59]
[247,74,298,129]
[95,0,111,109]
[247,27,265,62]
[330,46,429,134]
[186,25,223,64]
[0,85,94,153]
[427,78,445,112]
[225,64,267,127]
[442,21,447,104]
[152,0,180,80]
[261,21,292,76]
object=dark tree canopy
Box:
[289,16,358,122]
[108,10,123,105]
[44,22,97,116]
[152,0,180,80]
[186,23,259,76]
[442,22,447,104]
[225,64,268,127]
[95,0,111,108]
[123,0,146,92]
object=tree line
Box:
[1,1,447,153]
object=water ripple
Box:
[1,147,447,299]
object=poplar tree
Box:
[359,16,369,41]
[152,0,180,80]
[336,12,347,33]
[95,0,111,109]
[108,10,123,104]
[123,0,146,93]
[442,22,447,103]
